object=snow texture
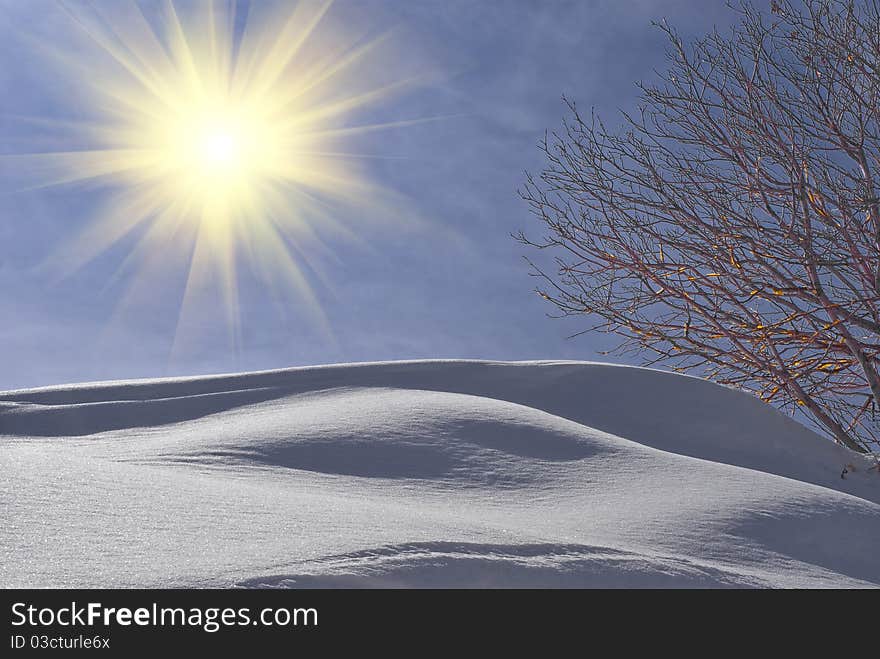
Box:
[2,360,878,588]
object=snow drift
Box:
[1,360,878,588]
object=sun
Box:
[191,117,247,175]
[148,94,281,227]
[199,129,240,169]
[11,0,424,345]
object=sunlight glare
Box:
[11,0,425,348]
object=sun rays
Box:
[10,0,425,352]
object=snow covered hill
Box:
[2,360,878,588]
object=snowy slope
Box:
[1,360,878,588]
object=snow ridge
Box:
[2,360,878,588]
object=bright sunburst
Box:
[13,0,424,348]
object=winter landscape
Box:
[3,359,878,588]
[3,0,880,591]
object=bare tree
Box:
[517,0,880,455]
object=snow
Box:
[1,359,878,588]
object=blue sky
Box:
[0,0,743,390]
